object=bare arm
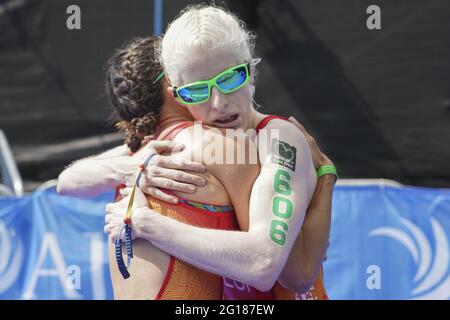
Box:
[107,122,316,291]
[279,116,335,292]
[279,174,334,292]
[57,140,206,200]
[57,144,131,197]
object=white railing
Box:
[336,178,403,187]
[0,130,23,196]
[36,179,58,192]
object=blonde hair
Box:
[159,4,257,86]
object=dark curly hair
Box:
[106,36,164,152]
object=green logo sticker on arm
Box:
[272,139,297,171]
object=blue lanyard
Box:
[114,153,156,279]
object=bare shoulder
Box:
[257,118,311,168]
[261,118,308,142]
[176,124,259,167]
[172,125,260,223]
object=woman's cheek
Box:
[234,87,252,108]
[187,106,208,122]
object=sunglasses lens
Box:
[217,66,248,92]
[177,84,209,104]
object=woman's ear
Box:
[250,65,255,83]
[249,58,260,83]
[249,66,256,97]
[165,86,184,107]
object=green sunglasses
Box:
[173,63,251,105]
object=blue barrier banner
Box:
[0,189,114,299]
[324,184,450,300]
[0,183,449,299]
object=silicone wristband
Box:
[317,165,338,180]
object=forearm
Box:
[302,175,334,256]
[133,169,313,292]
[57,158,122,197]
[135,207,279,291]
[57,145,133,197]
[279,174,334,292]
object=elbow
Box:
[279,265,317,294]
[56,184,72,196]
[56,171,69,195]
[289,275,316,295]
[56,170,82,197]
[56,185,66,196]
[249,253,282,292]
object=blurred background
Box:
[0,0,449,300]
[0,0,449,192]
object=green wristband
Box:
[317,165,338,179]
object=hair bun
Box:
[106,36,164,153]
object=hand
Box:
[288,116,334,170]
[104,187,149,242]
[141,135,155,146]
[130,140,207,204]
[104,195,129,242]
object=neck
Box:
[158,100,194,130]
[245,107,267,131]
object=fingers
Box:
[288,116,317,145]
[147,140,185,154]
[141,135,155,146]
[105,202,123,220]
[133,187,149,207]
[105,211,112,224]
[105,202,117,214]
[104,216,123,235]
[288,116,308,135]
[104,202,124,239]
[104,222,121,235]
[145,164,206,187]
[289,117,334,168]
[106,226,124,243]
[119,187,133,197]
[141,176,196,193]
[145,186,179,204]
[148,155,206,173]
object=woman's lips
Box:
[214,114,239,126]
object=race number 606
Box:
[270,168,293,246]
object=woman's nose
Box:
[210,87,227,111]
